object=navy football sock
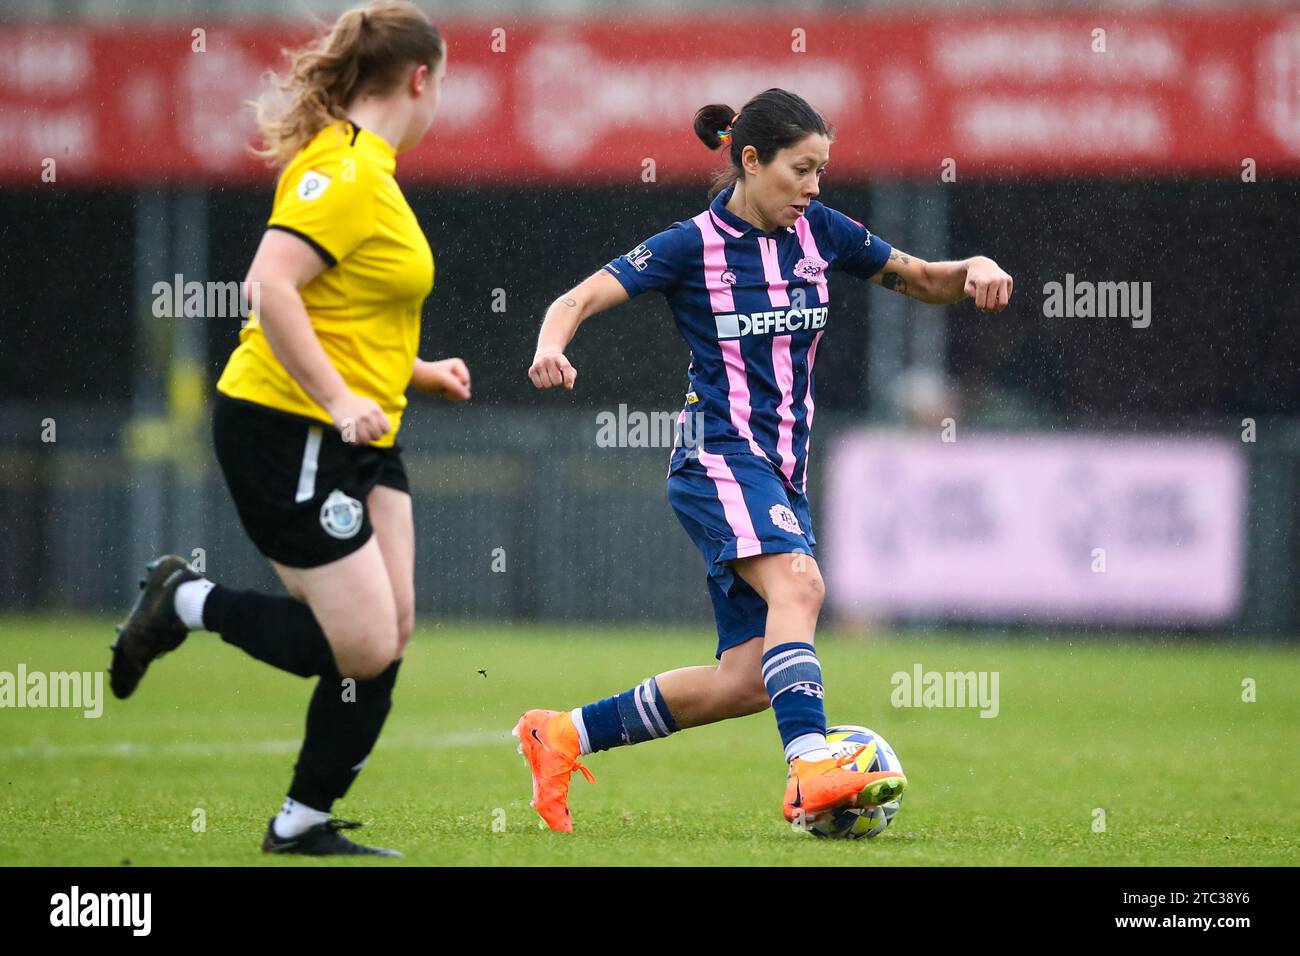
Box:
[574,677,679,754]
[762,642,830,761]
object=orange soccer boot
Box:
[783,745,907,822]
[512,709,596,833]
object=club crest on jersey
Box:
[794,257,827,280]
[770,504,803,535]
[320,489,363,540]
[297,170,332,201]
[721,270,737,285]
[623,243,653,272]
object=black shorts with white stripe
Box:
[212,394,408,569]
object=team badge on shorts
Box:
[320,489,364,540]
[769,503,803,535]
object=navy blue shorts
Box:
[667,450,816,659]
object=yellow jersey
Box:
[216,119,434,448]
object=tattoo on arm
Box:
[881,271,909,295]
[889,249,911,266]
[561,297,577,308]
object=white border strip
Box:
[294,426,323,503]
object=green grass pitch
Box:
[2,615,1297,866]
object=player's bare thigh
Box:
[271,537,399,680]
[367,485,415,656]
[732,552,826,631]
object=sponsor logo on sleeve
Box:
[624,243,653,271]
[297,170,331,201]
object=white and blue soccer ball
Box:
[797,725,905,840]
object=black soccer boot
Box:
[109,554,201,699]
[261,817,403,857]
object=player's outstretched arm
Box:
[870,248,1013,313]
[528,269,630,391]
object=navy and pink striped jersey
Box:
[602,183,892,492]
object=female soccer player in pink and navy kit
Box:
[516,88,1013,831]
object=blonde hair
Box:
[251,1,444,167]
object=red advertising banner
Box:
[1,10,1298,184]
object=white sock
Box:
[569,708,593,756]
[786,732,833,764]
[173,579,215,631]
[273,797,331,839]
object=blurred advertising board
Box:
[823,432,1247,625]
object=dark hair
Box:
[692,88,833,198]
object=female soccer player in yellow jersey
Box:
[109,2,466,856]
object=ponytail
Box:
[692,89,832,199]
[251,0,444,167]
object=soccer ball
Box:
[795,725,905,840]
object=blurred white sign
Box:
[824,432,1246,625]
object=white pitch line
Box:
[0,729,510,760]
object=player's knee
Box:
[736,680,771,716]
[721,672,770,717]
[339,646,396,681]
[769,570,825,617]
[334,625,400,680]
